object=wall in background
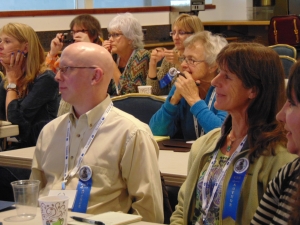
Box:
[0,12,170,32]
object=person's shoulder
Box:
[258,143,298,165]
[274,144,297,156]
[192,128,221,151]
[41,113,69,133]
[284,157,300,172]
[35,70,56,81]
[189,128,221,162]
[135,48,150,58]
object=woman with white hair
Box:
[103,13,150,95]
[150,31,228,141]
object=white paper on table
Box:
[68,212,142,225]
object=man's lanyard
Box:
[62,102,113,190]
[201,135,247,222]
[193,89,216,138]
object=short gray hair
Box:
[184,31,228,66]
[107,13,144,49]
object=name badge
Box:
[72,165,93,213]
[222,157,249,220]
[79,165,92,182]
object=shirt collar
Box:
[68,95,112,128]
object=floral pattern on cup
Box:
[40,201,67,225]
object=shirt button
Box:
[89,124,92,127]
[71,156,74,159]
[77,134,80,137]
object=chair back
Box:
[279,55,297,78]
[269,44,297,59]
[111,93,165,124]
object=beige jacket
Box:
[170,128,297,225]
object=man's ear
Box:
[91,68,104,85]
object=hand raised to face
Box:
[149,48,165,66]
[1,50,26,84]
[174,71,201,106]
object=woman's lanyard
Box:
[62,102,113,190]
[201,135,247,222]
[115,50,136,95]
[193,89,216,138]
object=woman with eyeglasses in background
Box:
[102,13,150,96]
[45,14,103,73]
[150,31,228,141]
[147,14,204,95]
[46,14,103,117]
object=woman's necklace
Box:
[226,132,236,152]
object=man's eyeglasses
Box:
[169,31,194,37]
[58,66,97,74]
[70,29,89,35]
[108,33,123,39]
[179,56,206,66]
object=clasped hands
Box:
[170,71,201,107]
[150,48,180,66]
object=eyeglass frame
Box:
[179,56,206,66]
[69,29,89,35]
[108,33,123,39]
[169,31,194,37]
[58,66,97,74]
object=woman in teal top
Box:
[150,31,228,140]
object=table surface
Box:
[0,208,159,225]
[0,144,189,187]
[0,124,19,138]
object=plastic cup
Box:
[4,180,40,222]
[39,195,69,225]
[138,85,152,94]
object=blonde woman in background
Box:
[0,23,59,148]
[147,14,204,95]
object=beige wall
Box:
[0,12,170,32]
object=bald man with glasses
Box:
[30,42,164,223]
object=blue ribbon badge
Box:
[222,157,249,220]
[72,165,93,213]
